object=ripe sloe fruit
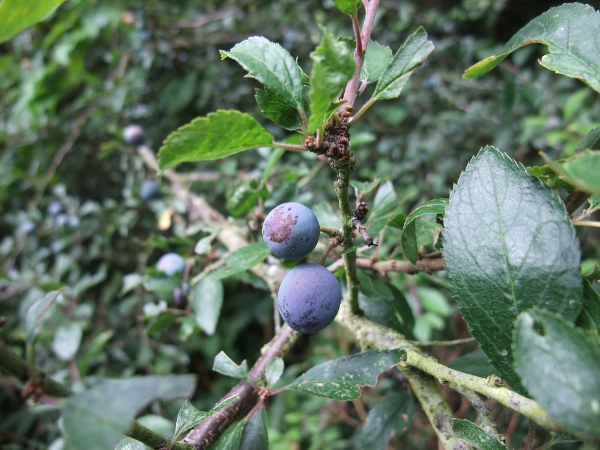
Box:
[123,124,145,145]
[156,253,185,276]
[47,201,64,216]
[278,263,342,333]
[140,179,160,200]
[262,202,320,260]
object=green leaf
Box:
[52,323,82,361]
[157,110,273,170]
[0,0,67,44]
[213,351,249,380]
[356,392,414,449]
[239,406,268,450]
[226,179,269,217]
[221,37,307,119]
[351,178,381,197]
[373,27,434,100]
[576,125,600,152]
[307,27,355,133]
[115,437,151,450]
[463,3,600,94]
[542,150,600,194]
[146,313,176,336]
[63,375,196,450]
[174,397,236,440]
[361,40,394,84]
[447,350,496,378]
[357,271,414,337]
[210,420,246,450]
[255,88,305,131]
[578,279,600,343]
[288,349,403,401]
[513,308,600,439]
[401,198,447,264]
[25,290,62,342]
[265,357,284,387]
[192,274,223,336]
[401,220,418,265]
[333,0,359,15]
[77,330,114,377]
[443,147,582,393]
[209,242,271,280]
[452,419,506,450]
[120,274,144,297]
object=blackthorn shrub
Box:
[278,263,342,333]
[262,202,320,260]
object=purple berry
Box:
[123,124,145,145]
[262,202,320,260]
[278,263,342,333]
[47,201,63,216]
[156,253,185,276]
[173,287,186,307]
[140,179,160,201]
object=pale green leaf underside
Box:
[373,27,434,100]
[221,36,307,112]
[157,110,273,170]
[192,274,223,336]
[464,3,600,94]
[0,0,67,44]
[443,146,582,393]
[63,375,196,450]
[288,349,402,401]
[514,308,600,439]
[307,27,355,133]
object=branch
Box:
[128,421,192,450]
[183,325,298,449]
[358,257,446,274]
[335,303,469,449]
[403,351,563,433]
[0,342,72,398]
[564,188,590,215]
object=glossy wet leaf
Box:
[513,308,600,439]
[373,27,434,100]
[192,274,223,335]
[464,3,600,94]
[443,146,582,393]
[25,291,62,342]
[63,375,196,450]
[158,110,273,170]
[289,349,403,400]
[307,26,355,133]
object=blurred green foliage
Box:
[1,0,599,449]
